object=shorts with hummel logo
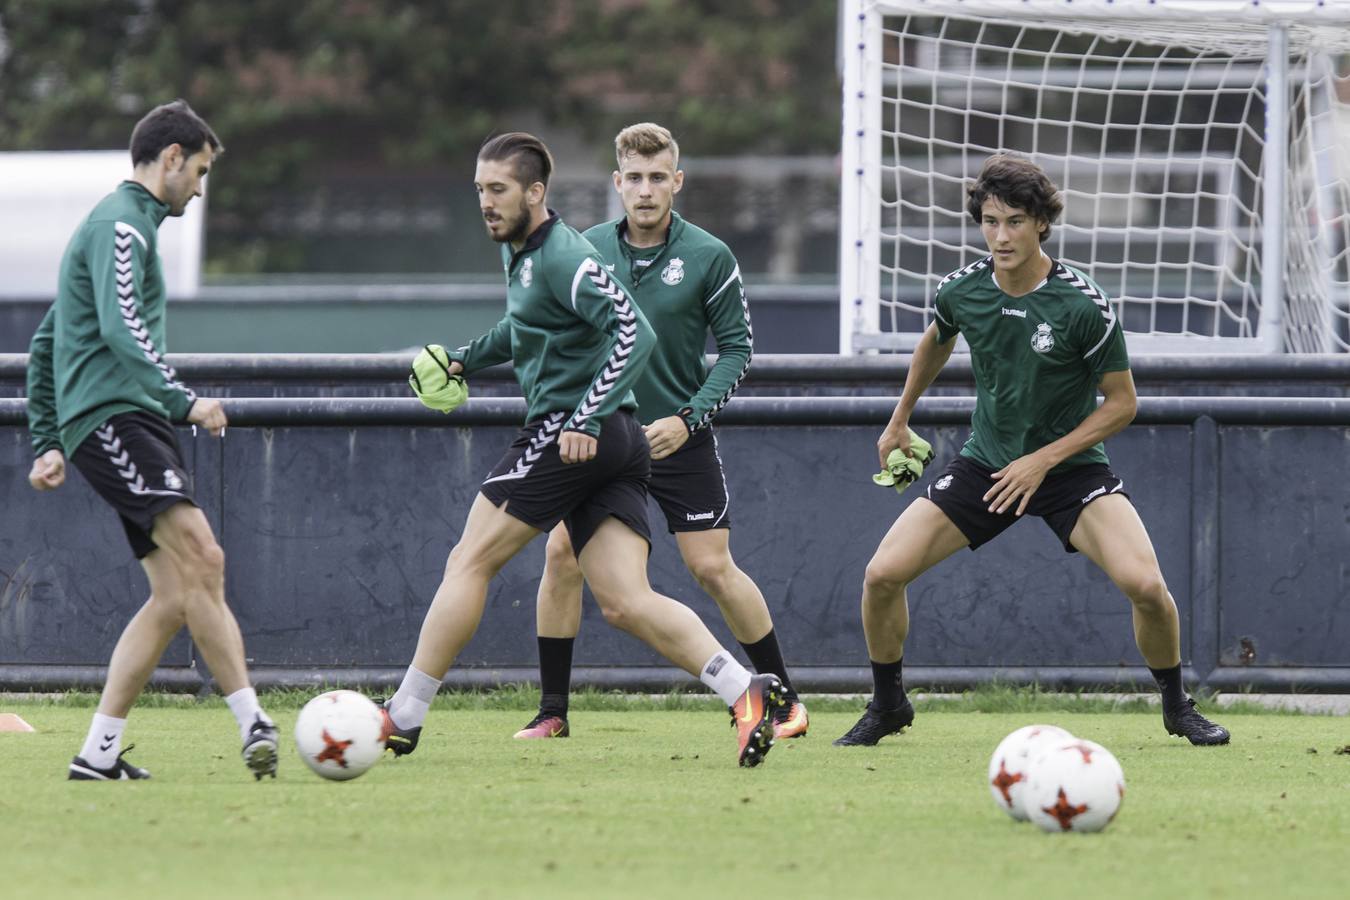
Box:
[69,410,196,559]
[924,455,1130,553]
[648,427,732,533]
[480,409,652,555]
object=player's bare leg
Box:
[1070,494,1229,745]
[146,502,279,777]
[72,502,279,780]
[675,527,807,737]
[538,524,584,638]
[382,494,541,755]
[1069,495,1179,665]
[514,524,584,738]
[578,517,785,766]
[410,494,541,677]
[95,550,189,719]
[836,497,968,746]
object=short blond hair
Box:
[614,123,679,168]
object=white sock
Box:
[699,650,753,707]
[80,713,126,770]
[224,687,271,740]
[388,666,441,730]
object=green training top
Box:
[450,213,655,437]
[933,256,1130,473]
[583,211,751,431]
[27,181,198,458]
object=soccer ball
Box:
[1022,738,1126,833]
[987,724,1075,821]
[294,690,386,781]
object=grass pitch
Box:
[2,691,1347,900]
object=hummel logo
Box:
[685,511,716,521]
[1001,307,1026,318]
[99,734,116,752]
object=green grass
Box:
[3,695,1347,900]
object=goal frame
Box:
[838,0,1350,354]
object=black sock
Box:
[537,636,574,717]
[740,629,794,696]
[1149,663,1187,712]
[871,658,906,710]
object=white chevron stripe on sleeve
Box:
[112,223,197,405]
[690,269,752,433]
[566,259,639,433]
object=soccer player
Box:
[511,123,807,742]
[379,132,786,767]
[26,100,279,780]
[834,153,1230,747]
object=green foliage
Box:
[0,1,841,271]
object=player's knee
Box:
[864,555,914,597]
[543,534,582,584]
[180,537,226,588]
[1121,569,1170,609]
[443,541,505,582]
[686,554,738,597]
[146,593,188,628]
[591,590,635,632]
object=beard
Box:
[488,198,532,244]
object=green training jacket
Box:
[27,181,198,458]
[450,213,656,437]
[583,211,751,431]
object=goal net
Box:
[840,0,1350,353]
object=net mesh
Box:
[858,7,1350,352]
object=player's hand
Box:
[28,449,66,491]
[187,397,228,437]
[643,415,690,460]
[984,452,1053,516]
[559,430,597,464]
[877,420,913,471]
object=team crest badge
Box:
[164,469,184,491]
[935,475,954,491]
[520,257,534,287]
[1031,322,1055,353]
[661,257,685,286]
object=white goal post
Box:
[839,0,1350,354]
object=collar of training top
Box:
[509,209,562,269]
[118,180,171,225]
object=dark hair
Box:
[130,99,222,167]
[478,132,554,190]
[966,154,1063,243]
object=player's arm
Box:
[878,321,956,470]
[984,368,1136,516]
[555,258,656,459]
[25,307,66,490]
[86,221,207,426]
[647,256,751,460]
[446,315,512,376]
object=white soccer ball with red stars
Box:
[294,690,386,781]
[987,724,1075,821]
[1022,738,1126,833]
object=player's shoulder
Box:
[1048,261,1114,320]
[542,216,603,265]
[671,214,729,254]
[581,216,623,251]
[84,185,156,244]
[936,255,994,296]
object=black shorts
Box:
[479,410,651,555]
[649,427,732,533]
[924,455,1130,553]
[69,410,196,559]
